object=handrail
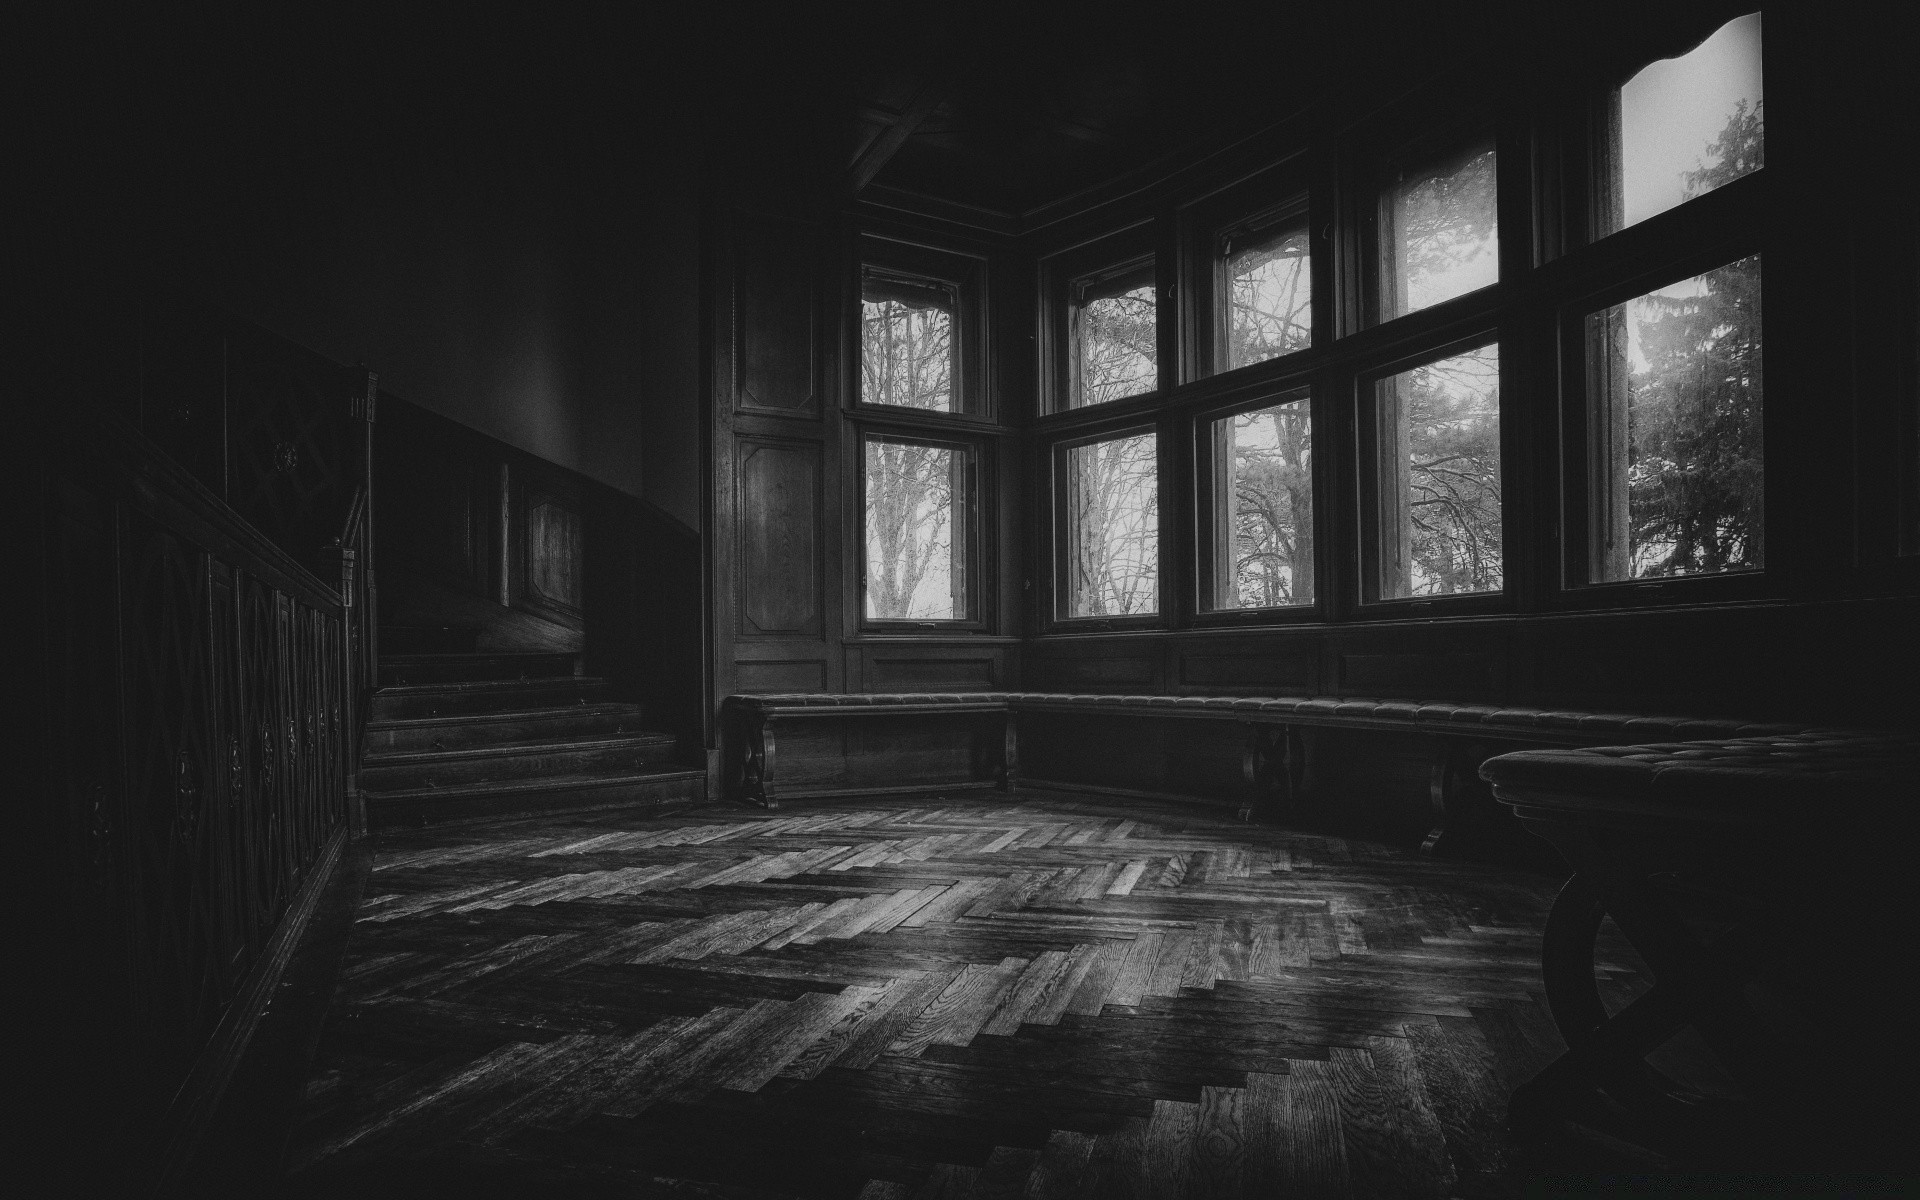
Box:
[338,484,368,545]
[86,407,344,610]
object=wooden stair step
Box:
[377,651,581,687]
[378,625,480,654]
[369,677,618,721]
[362,765,708,830]
[364,704,652,754]
[360,733,682,790]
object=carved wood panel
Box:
[737,437,823,636]
[736,660,829,692]
[526,500,582,610]
[226,334,350,562]
[34,429,350,1162]
[733,215,820,416]
[1179,649,1319,690]
[515,466,585,623]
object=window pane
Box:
[862,293,953,411]
[1587,257,1762,580]
[1381,144,1498,319]
[1376,346,1502,597]
[1224,222,1311,369]
[1072,269,1157,407]
[1065,432,1158,616]
[1609,13,1762,232]
[865,438,968,619]
[1213,395,1313,608]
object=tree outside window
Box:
[864,437,969,620]
[1071,263,1157,408]
[1214,395,1313,609]
[1065,432,1158,617]
[1222,222,1311,370]
[1376,346,1502,598]
[862,281,954,412]
[1588,100,1764,581]
[1382,144,1498,319]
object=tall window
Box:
[1063,431,1158,617]
[1209,391,1313,609]
[1219,205,1312,370]
[1601,13,1762,236]
[1070,260,1158,407]
[1373,344,1502,598]
[1380,141,1498,320]
[862,276,956,412]
[1586,258,1762,581]
[863,437,972,620]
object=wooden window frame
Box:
[1355,330,1512,618]
[1047,420,1167,632]
[1191,383,1325,626]
[1038,224,1166,419]
[855,234,991,425]
[854,420,989,633]
[1556,243,1773,606]
[1364,129,1502,332]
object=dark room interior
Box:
[18,1,1919,1195]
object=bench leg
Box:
[1001,709,1020,794]
[1422,739,1490,857]
[1238,724,1305,822]
[739,715,780,810]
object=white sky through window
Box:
[1620,13,1763,227]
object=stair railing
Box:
[324,368,378,835]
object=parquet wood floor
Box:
[283,794,1622,1198]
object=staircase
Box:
[359,649,705,829]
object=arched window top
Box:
[1607,12,1763,233]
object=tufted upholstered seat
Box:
[1476,729,1918,1151]
[1480,731,1920,819]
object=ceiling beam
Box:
[846,57,967,196]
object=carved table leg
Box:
[1510,823,1777,1148]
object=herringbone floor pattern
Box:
[286,795,1620,1198]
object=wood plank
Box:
[288,793,1596,1194]
[1329,1039,1453,1199]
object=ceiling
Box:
[835,3,1502,217]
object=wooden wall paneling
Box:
[735,434,826,637]
[207,559,246,995]
[1328,621,1510,699]
[377,400,608,655]
[734,658,831,692]
[852,642,1010,692]
[1174,634,1322,692]
[120,513,221,1079]
[510,461,586,627]
[1338,649,1507,698]
[733,213,822,416]
[1025,636,1162,692]
[223,329,351,565]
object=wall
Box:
[26,7,707,525]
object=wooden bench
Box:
[1480,731,1919,1159]
[724,691,1816,852]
